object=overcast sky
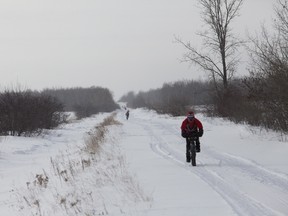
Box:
[0,0,276,99]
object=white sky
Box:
[0,0,276,99]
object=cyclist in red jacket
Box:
[181,111,204,162]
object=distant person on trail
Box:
[181,111,203,162]
[125,110,130,120]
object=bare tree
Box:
[275,0,288,43]
[177,0,244,91]
[245,0,288,132]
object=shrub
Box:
[0,89,67,136]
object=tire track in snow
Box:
[149,118,288,212]
[138,120,283,216]
[145,118,288,194]
[204,148,288,193]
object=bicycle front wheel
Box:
[191,151,196,166]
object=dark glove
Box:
[198,129,203,137]
[181,130,187,138]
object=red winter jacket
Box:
[181,117,203,133]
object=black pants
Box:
[186,137,200,153]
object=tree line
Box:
[119,80,213,116]
[0,86,119,136]
[42,86,119,119]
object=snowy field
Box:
[1,108,288,216]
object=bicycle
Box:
[187,135,198,166]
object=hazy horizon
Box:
[0,0,276,99]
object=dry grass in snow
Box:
[16,113,151,216]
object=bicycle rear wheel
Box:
[188,137,197,166]
[190,140,196,166]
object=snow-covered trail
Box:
[1,108,288,216]
[117,109,288,216]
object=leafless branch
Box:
[176,0,244,90]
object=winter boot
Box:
[196,144,201,153]
[186,153,190,163]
